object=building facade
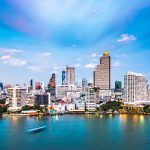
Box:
[62,71,66,85]
[82,78,88,87]
[35,93,51,106]
[8,86,27,111]
[115,81,122,92]
[66,66,75,85]
[124,72,148,104]
[94,51,111,90]
[47,73,56,97]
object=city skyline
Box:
[0,0,150,85]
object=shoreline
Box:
[2,112,150,117]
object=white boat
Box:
[27,126,47,133]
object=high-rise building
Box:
[66,66,75,85]
[93,51,111,90]
[115,81,122,92]
[82,78,87,87]
[47,73,56,97]
[62,71,66,85]
[124,72,148,104]
[0,82,3,90]
[7,86,27,111]
[30,79,33,89]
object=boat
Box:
[27,126,47,133]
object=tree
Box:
[100,101,123,112]
[143,105,150,113]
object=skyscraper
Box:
[30,79,33,89]
[66,66,75,85]
[94,51,111,90]
[124,72,148,104]
[47,73,56,97]
[0,82,3,90]
[62,71,66,85]
[115,81,122,92]
[82,78,88,87]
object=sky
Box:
[0,0,150,87]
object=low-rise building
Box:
[35,93,51,106]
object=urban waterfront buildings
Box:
[7,86,27,111]
[93,51,111,90]
[124,72,148,104]
[66,66,75,85]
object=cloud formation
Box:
[0,55,27,67]
[117,34,136,43]
[85,63,96,69]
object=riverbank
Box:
[2,111,150,117]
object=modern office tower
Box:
[62,71,66,85]
[35,93,51,106]
[124,72,148,104]
[115,81,122,92]
[47,73,56,97]
[66,66,75,85]
[82,78,88,87]
[0,82,3,90]
[94,51,111,90]
[30,79,33,89]
[7,86,27,111]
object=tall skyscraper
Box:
[62,71,66,85]
[94,51,111,90]
[30,79,33,89]
[66,66,75,85]
[47,73,56,97]
[124,72,148,104]
[82,78,88,87]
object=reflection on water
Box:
[119,114,145,123]
[0,114,150,150]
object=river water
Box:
[0,114,150,150]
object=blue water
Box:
[0,114,150,150]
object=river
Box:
[0,114,150,150]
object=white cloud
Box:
[74,64,80,68]
[0,48,23,54]
[91,53,97,57]
[0,55,11,60]
[0,55,27,67]
[41,52,51,56]
[27,66,42,72]
[117,34,136,43]
[85,63,96,69]
[112,61,121,67]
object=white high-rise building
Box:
[66,66,75,85]
[8,86,27,111]
[124,72,148,104]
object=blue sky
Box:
[0,0,150,87]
